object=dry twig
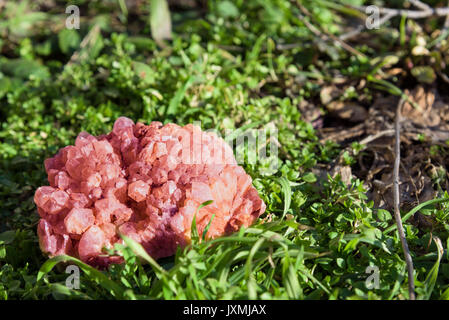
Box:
[409,0,432,12]
[393,97,416,300]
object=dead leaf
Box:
[401,86,440,127]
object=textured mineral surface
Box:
[34,117,266,267]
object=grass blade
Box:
[120,234,167,277]
[277,176,292,220]
[37,255,125,298]
[420,237,444,300]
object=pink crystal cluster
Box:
[34,117,266,267]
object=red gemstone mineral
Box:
[34,117,266,267]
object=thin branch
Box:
[409,0,432,12]
[338,13,395,40]
[393,97,416,300]
[359,129,395,146]
[339,10,395,40]
[339,25,365,41]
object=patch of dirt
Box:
[315,85,449,216]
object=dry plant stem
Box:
[340,12,395,40]
[409,0,432,12]
[393,97,416,300]
[359,129,395,145]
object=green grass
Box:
[1,0,449,300]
